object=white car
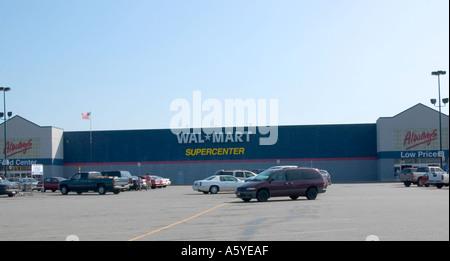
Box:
[18,178,39,191]
[193,175,244,194]
[214,169,257,181]
[425,170,449,189]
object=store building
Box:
[0,116,64,181]
[377,103,449,180]
[1,104,448,184]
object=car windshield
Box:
[0,179,11,185]
[121,171,132,178]
[250,170,276,182]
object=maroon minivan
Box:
[235,168,326,202]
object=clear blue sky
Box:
[1,0,448,131]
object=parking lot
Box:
[0,183,448,241]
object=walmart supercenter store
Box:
[1,104,448,184]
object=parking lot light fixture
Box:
[0,87,12,177]
[430,71,447,168]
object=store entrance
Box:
[394,157,446,176]
[0,165,43,182]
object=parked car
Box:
[138,176,151,190]
[235,167,326,202]
[150,176,164,189]
[422,173,430,187]
[152,175,171,187]
[193,175,244,194]
[38,177,66,192]
[214,170,257,181]
[246,166,298,182]
[101,170,132,191]
[0,179,18,197]
[131,176,147,190]
[398,168,418,187]
[251,169,266,174]
[267,165,298,170]
[400,167,444,187]
[7,180,19,190]
[319,170,332,187]
[18,178,39,191]
[59,171,120,195]
[424,169,449,189]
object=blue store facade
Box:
[63,123,379,184]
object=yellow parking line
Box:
[128,200,235,241]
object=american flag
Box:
[82,112,91,120]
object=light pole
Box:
[430,71,448,168]
[0,87,12,178]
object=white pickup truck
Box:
[424,169,449,189]
[399,166,445,187]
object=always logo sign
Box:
[402,129,438,150]
[4,139,33,157]
[1,138,40,158]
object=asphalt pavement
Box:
[0,183,448,241]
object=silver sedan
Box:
[193,175,244,194]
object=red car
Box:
[39,177,67,192]
[421,173,430,187]
[150,176,164,189]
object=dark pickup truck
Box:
[59,172,121,195]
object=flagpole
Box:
[82,112,93,163]
[90,112,92,163]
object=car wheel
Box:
[306,187,318,200]
[290,196,299,200]
[404,182,411,187]
[98,185,106,195]
[242,198,251,202]
[209,186,219,194]
[417,178,423,187]
[60,186,68,195]
[8,193,14,197]
[113,189,120,194]
[256,189,269,202]
[436,184,443,189]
